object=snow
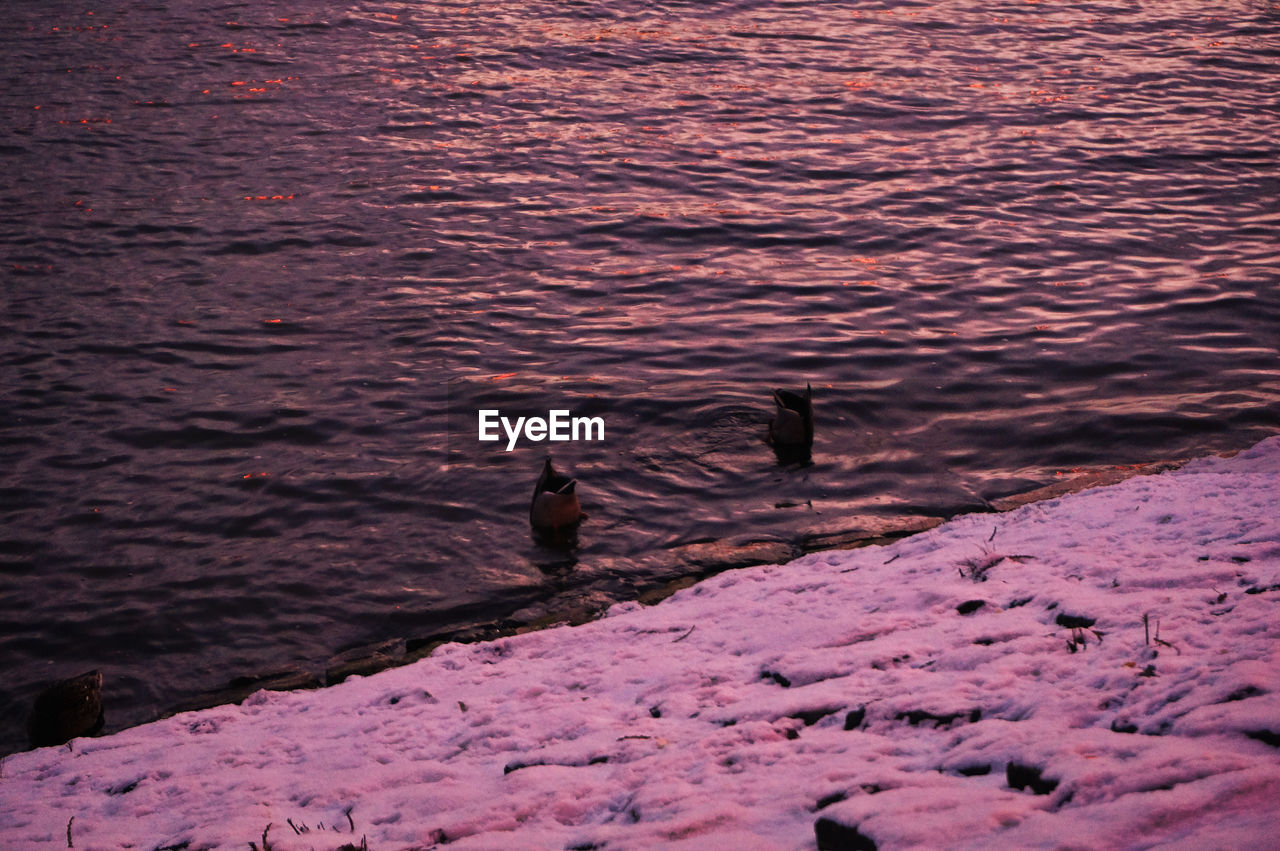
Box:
[4,438,1280,850]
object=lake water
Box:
[2,0,1278,754]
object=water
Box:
[2,0,1278,755]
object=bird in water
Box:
[530,456,583,544]
[27,669,104,748]
[767,382,814,462]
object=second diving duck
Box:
[767,382,814,462]
[530,456,583,543]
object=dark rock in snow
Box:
[790,706,840,726]
[815,816,877,851]
[1245,729,1280,748]
[843,706,866,731]
[1007,761,1059,795]
[815,791,847,810]
[957,764,992,776]
[762,669,791,688]
[895,708,981,727]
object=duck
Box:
[529,456,582,541]
[27,669,104,748]
[767,383,814,460]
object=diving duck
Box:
[530,456,582,540]
[767,383,814,461]
[27,669,104,748]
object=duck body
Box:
[768,383,814,460]
[530,457,582,538]
[27,669,104,748]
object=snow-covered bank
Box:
[4,439,1280,850]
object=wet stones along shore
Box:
[158,458,1183,723]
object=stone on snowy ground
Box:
[1006,762,1059,795]
[27,670,104,748]
[814,816,878,851]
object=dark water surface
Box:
[3,0,1279,753]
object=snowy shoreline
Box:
[3,437,1279,849]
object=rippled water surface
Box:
[2,0,1279,753]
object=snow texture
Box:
[3,438,1280,850]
